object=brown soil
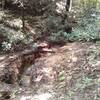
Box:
[0,42,100,100]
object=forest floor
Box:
[0,7,100,100]
[0,42,100,100]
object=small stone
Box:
[67,59,71,63]
[72,57,77,62]
[19,75,32,87]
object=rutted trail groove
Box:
[0,42,54,84]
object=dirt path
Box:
[0,42,100,100]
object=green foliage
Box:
[65,75,99,100]
[2,41,12,51]
[67,14,100,42]
[1,31,25,51]
[7,32,25,43]
[57,70,66,89]
[0,30,33,52]
[59,71,65,82]
[66,90,75,100]
[46,10,100,43]
[47,21,100,43]
[47,31,69,43]
[69,27,99,42]
[69,0,100,42]
[87,44,100,66]
[43,15,63,32]
[75,76,93,90]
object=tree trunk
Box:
[66,0,72,12]
[22,7,25,31]
[1,0,6,10]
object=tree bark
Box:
[66,0,72,12]
[1,0,6,10]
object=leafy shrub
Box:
[67,14,100,42]
[47,31,70,43]
[68,26,99,42]
[0,30,33,52]
[2,41,12,51]
[47,21,100,43]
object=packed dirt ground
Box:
[0,42,100,100]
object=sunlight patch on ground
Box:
[0,56,6,61]
[6,18,22,28]
[20,93,52,100]
[42,67,52,75]
[56,0,66,13]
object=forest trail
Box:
[0,42,100,100]
[0,0,100,100]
